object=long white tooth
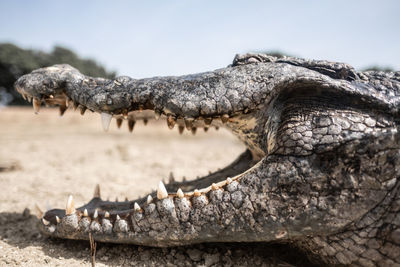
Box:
[116,215,121,220]
[66,195,76,215]
[33,98,41,114]
[34,204,44,219]
[83,209,88,217]
[42,218,50,225]
[104,211,110,218]
[177,188,184,198]
[93,209,98,219]
[101,112,112,131]
[134,202,141,211]
[157,181,168,199]
[55,216,61,223]
[147,195,153,204]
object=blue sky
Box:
[1,0,399,77]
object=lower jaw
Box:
[41,149,259,234]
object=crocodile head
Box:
[14,54,400,265]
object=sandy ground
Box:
[0,107,308,266]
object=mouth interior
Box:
[37,95,260,224]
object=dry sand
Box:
[0,107,306,266]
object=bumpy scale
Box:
[14,53,400,266]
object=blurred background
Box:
[0,0,399,105]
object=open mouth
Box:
[22,91,263,243]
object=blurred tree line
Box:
[0,43,116,105]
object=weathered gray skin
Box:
[15,54,400,266]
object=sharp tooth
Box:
[177,188,184,198]
[221,114,230,123]
[116,215,121,220]
[211,183,219,190]
[143,118,148,125]
[226,177,233,184]
[128,119,136,132]
[101,113,112,131]
[66,195,76,215]
[134,202,141,211]
[34,204,43,218]
[42,218,50,225]
[33,98,41,114]
[104,211,110,218]
[116,118,123,128]
[93,184,101,199]
[147,195,153,204]
[178,126,184,135]
[204,118,213,126]
[79,106,87,115]
[193,189,201,197]
[56,216,61,223]
[73,102,79,111]
[93,209,98,219]
[184,118,194,130]
[154,110,161,120]
[157,181,168,199]
[191,127,197,135]
[166,115,176,129]
[204,127,209,132]
[59,104,67,116]
[83,209,88,217]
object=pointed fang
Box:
[128,120,136,132]
[34,204,44,218]
[104,211,110,218]
[79,106,87,115]
[177,188,184,198]
[33,98,41,114]
[93,184,101,199]
[116,118,123,128]
[211,183,219,190]
[83,209,88,217]
[56,216,61,223]
[93,209,98,219]
[116,215,121,220]
[42,218,50,225]
[154,110,161,120]
[59,104,67,116]
[178,126,184,135]
[66,195,76,215]
[166,115,176,129]
[157,181,168,199]
[101,112,112,131]
[134,202,141,211]
[147,195,153,204]
[221,114,230,123]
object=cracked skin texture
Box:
[14,54,400,266]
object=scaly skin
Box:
[14,54,400,266]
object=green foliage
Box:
[0,43,116,105]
